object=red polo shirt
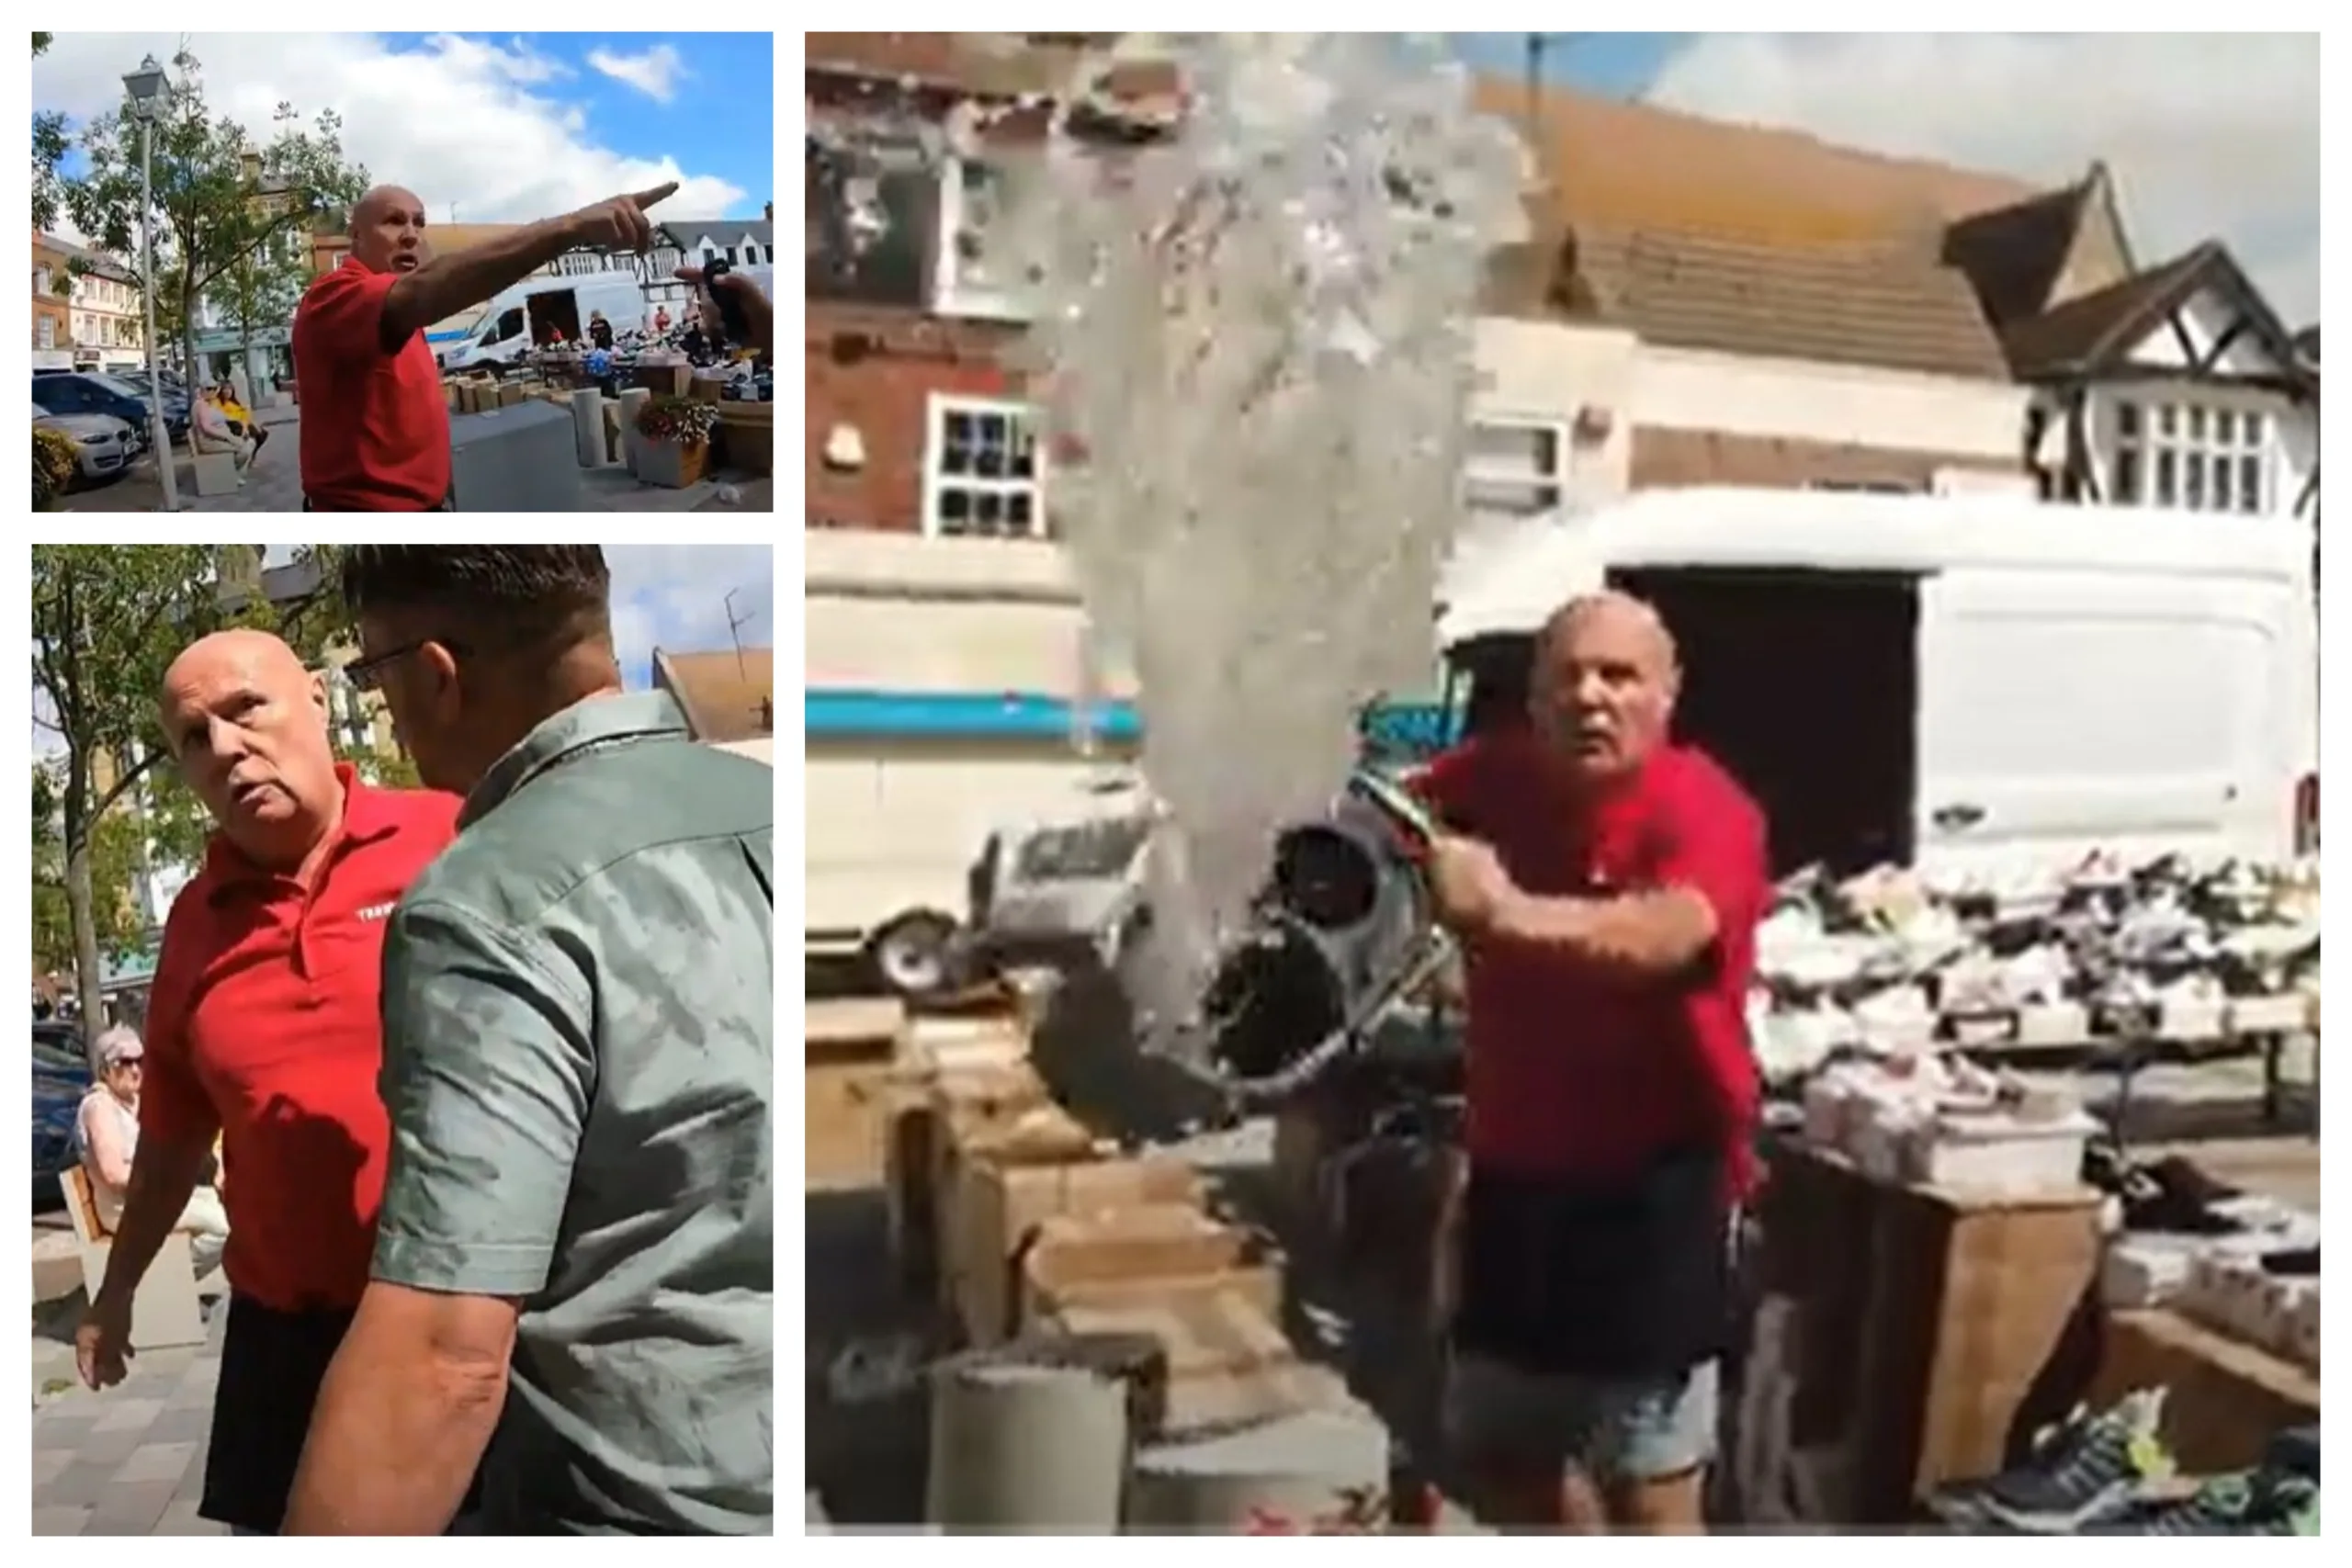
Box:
[1415,733,1769,1195]
[289,255,452,510]
[140,767,460,1311]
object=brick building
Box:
[31,232,73,365]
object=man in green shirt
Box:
[284,546,773,1535]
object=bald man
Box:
[1410,592,1769,1535]
[290,178,678,510]
[76,629,462,1534]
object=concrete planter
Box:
[638,438,709,490]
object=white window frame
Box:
[932,155,1033,322]
[2111,395,2271,515]
[1464,415,1571,520]
[921,393,1047,540]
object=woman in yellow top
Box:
[212,381,271,467]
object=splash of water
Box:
[999,34,1529,1046]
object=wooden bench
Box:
[61,1166,208,1349]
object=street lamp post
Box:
[123,54,177,513]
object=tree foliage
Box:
[32,770,144,976]
[31,546,349,1033]
[35,48,367,375]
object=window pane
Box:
[971,419,1009,479]
[2214,457,2234,511]
[973,491,1006,536]
[1465,476,1560,515]
[2243,412,2267,447]
[2115,401,2141,439]
[939,487,972,531]
[2111,446,2141,505]
[2157,405,2177,438]
[2154,449,2177,507]
[2183,452,2207,510]
[2239,455,2263,513]
[2186,406,2207,443]
[2213,410,2235,446]
[1010,423,1037,479]
[1467,423,1558,478]
[1009,491,1035,533]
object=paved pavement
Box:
[31,1303,230,1537]
[55,400,773,513]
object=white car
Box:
[32,399,137,485]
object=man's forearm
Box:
[285,1353,501,1534]
[1492,887,1718,976]
[285,1290,507,1534]
[381,216,581,345]
[95,1137,210,1303]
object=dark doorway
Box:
[1613,567,1922,877]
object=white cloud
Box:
[605,546,777,689]
[588,44,688,105]
[32,32,746,235]
[1644,32,2321,324]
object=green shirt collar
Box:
[460,690,690,829]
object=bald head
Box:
[164,627,309,705]
[160,628,339,865]
[1537,591,1679,677]
[1528,590,1681,783]
[349,186,427,276]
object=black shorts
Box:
[1450,1149,1733,1382]
[201,1293,486,1534]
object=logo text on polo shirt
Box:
[358,901,397,922]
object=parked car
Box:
[32,1024,88,1213]
[32,370,188,443]
[33,398,137,487]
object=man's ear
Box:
[308,670,330,719]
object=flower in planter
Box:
[634,395,722,448]
[33,427,78,509]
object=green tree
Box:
[44,49,366,379]
[219,224,306,388]
[32,767,146,976]
[31,546,345,1036]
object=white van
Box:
[1436,487,2321,880]
[435,265,776,376]
[437,273,648,374]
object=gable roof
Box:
[652,648,775,743]
[1999,241,2310,385]
[41,235,139,286]
[1470,81,2034,377]
[1564,225,2011,380]
[1941,180,2094,327]
[658,220,775,252]
[1475,78,2038,255]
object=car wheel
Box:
[864,909,965,1000]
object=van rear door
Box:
[1915,566,2298,874]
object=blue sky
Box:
[1449,32,1684,97]
[1440,32,2317,321]
[34,32,775,241]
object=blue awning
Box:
[807,688,1139,741]
[805,687,1458,755]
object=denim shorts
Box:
[1443,1351,1720,1483]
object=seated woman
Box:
[75,1026,229,1273]
[213,381,270,467]
[187,390,256,479]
